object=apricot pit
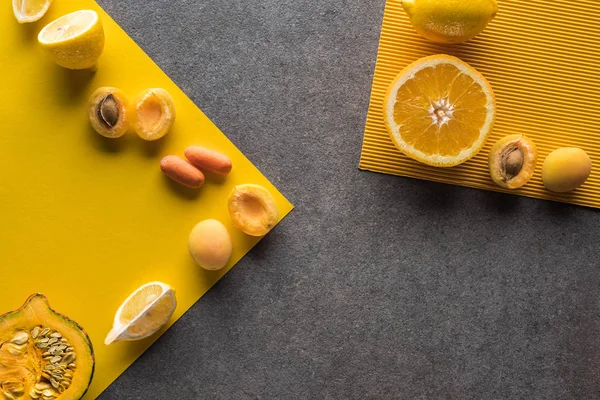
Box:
[489,134,537,189]
[88,87,130,138]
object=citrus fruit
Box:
[12,0,53,23]
[104,282,176,345]
[402,0,498,44]
[383,54,496,167]
[38,10,105,70]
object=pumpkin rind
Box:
[0,294,94,400]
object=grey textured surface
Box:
[97,1,600,399]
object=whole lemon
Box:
[402,0,498,44]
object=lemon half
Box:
[402,0,498,44]
[13,0,53,23]
[38,10,105,70]
[104,282,177,345]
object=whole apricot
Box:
[489,134,537,189]
[188,219,232,270]
[542,147,591,193]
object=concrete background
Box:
[97,0,600,398]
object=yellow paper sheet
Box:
[360,0,600,208]
[0,1,292,398]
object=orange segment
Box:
[384,54,496,167]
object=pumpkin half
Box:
[0,294,94,400]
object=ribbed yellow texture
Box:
[360,0,600,208]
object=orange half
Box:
[383,54,496,167]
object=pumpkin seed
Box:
[29,388,41,399]
[47,338,58,345]
[2,391,15,400]
[68,363,76,369]
[35,383,50,391]
[6,344,22,356]
[60,338,68,343]
[65,346,73,352]
[41,328,50,336]
[50,356,61,364]
[11,331,29,345]
[38,337,49,343]
[32,326,41,339]
[50,332,62,338]
[61,353,75,364]
[51,373,63,380]
[49,379,59,389]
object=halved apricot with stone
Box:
[228,184,279,236]
[134,88,176,141]
[88,87,130,138]
[489,134,537,189]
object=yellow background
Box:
[0,1,292,398]
[361,0,600,208]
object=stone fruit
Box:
[13,0,53,23]
[489,134,537,189]
[188,219,233,271]
[160,155,205,188]
[184,146,233,176]
[383,54,495,167]
[88,87,131,138]
[38,10,105,70]
[228,184,279,236]
[0,294,94,400]
[133,88,176,141]
[542,147,592,193]
[105,282,176,345]
[401,0,498,44]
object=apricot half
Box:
[542,147,591,193]
[134,88,176,141]
[228,184,279,236]
[489,134,537,189]
[88,87,130,138]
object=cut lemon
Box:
[105,282,177,345]
[13,0,52,23]
[38,10,105,70]
[383,54,496,167]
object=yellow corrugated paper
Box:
[360,0,600,208]
[0,1,292,398]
